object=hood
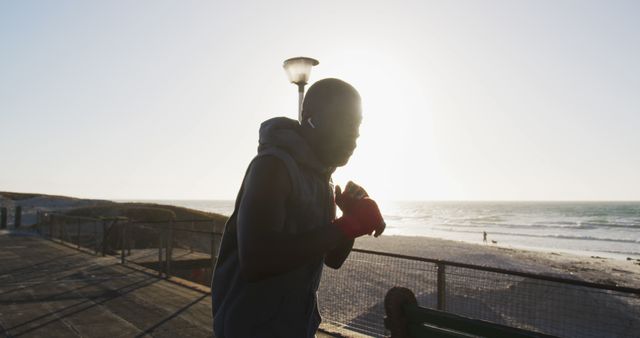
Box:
[258,117,331,174]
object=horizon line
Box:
[3,191,639,203]
[115,198,640,203]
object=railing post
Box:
[94,221,98,254]
[37,211,44,235]
[211,233,221,268]
[437,263,446,311]
[166,220,173,277]
[158,226,164,276]
[48,215,53,239]
[127,222,132,256]
[121,222,126,264]
[102,220,107,256]
[210,234,216,267]
[14,206,22,228]
[0,207,7,229]
[189,221,195,253]
[35,211,40,234]
[59,217,64,241]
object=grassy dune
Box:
[63,203,229,233]
[1,191,229,233]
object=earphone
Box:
[307,118,316,129]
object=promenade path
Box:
[0,231,215,337]
[0,231,340,338]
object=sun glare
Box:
[325,51,455,201]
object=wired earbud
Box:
[307,118,316,129]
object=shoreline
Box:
[383,231,640,261]
[125,199,640,262]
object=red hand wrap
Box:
[333,198,384,239]
[335,190,357,213]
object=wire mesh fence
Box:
[34,213,221,287]
[124,220,221,286]
[318,249,640,338]
[445,265,640,338]
[318,250,439,336]
[32,213,640,338]
[37,213,105,254]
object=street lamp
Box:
[283,56,319,122]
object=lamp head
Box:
[283,57,319,85]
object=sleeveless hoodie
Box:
[211,117,336,338]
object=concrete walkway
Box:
[0,231,343,338]
[0,231,214,337]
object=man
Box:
[211,78,385,337]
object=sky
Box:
[1,0,639,201]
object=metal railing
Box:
[319,249,640,338]
[34,212,222,286]
[31,213,640,338]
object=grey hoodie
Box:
[211,117,336,338]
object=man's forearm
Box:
[325,237,354,269]
[240,222,345,281]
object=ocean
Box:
[130,200,640,260]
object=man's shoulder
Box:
[251,154,288,174]
[245,154,292,195]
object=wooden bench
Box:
[384,287,558,338]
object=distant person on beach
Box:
[483,231,487,243]
[211,78,386,337]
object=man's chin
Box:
[320,150,353,168]
[332,155,351,167]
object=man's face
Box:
[309,99,362,167]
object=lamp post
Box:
[283,57,319,122]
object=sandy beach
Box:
[354,235,640,288]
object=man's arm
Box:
[324,237,354,269]
[237,155,345,282]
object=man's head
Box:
[300,78,362,168]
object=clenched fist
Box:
[334,181,385,238]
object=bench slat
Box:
[404,304,557,338]
[408,323,477,338]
